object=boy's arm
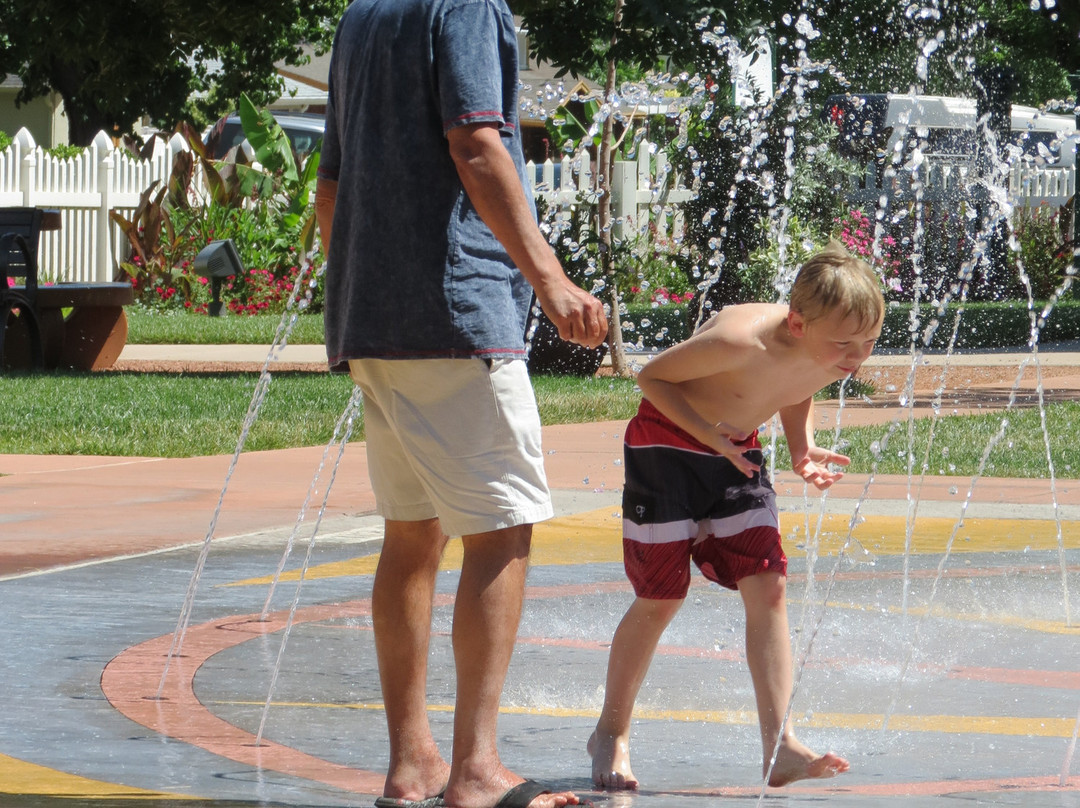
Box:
[636,325,759,477]
[778,398,849,490]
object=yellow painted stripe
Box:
[814,599,1080,635]
[228,508,1078,586]
[0,752,199,798]
[216,701,1079,739]
[227,509,624,585]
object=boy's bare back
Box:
[637,301,879,436]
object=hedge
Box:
[621,299,1080,353]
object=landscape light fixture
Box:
[193,238,244,317]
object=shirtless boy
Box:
[589,242,884,790]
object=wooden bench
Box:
[1,207,134,371]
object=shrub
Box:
[878,299,1080,351]
[1009,204,1075,301]
[834,208,903,296]
[114,96,324,316]
[739,214,824,303]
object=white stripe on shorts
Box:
[624,505,778,545]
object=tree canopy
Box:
[511,0,1080,108]
[0,0,347,145]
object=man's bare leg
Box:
[442,525,579,808]
[373,518,452,802]
[737,572,849,787]
[588,596,683,790]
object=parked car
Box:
[823,93,1079,168]
[204,111,325,160]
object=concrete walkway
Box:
[0,343,1077,807]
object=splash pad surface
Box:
[0,369,1077,806]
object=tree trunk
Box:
[52,63,113,147]
[599,0,631,378]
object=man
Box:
[315,2,607,808]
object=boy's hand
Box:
[712,421,759,478]
[793,447,850,490]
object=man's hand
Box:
[536,280,608,349]
[447,123,607,349]
[792,446,850,490]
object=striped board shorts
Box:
[622,398,787,598]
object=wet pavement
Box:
[1,348,1078,807]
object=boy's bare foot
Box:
[766,739,849,787]
[587,729,638,790]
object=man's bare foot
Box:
[766,739,849,787]
[383,749,451,804]
[587,729,638,790]
[443,769,579,808]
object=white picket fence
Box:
[846,158,1075,211]
[1,125,1072,284]
[0,128,191,282]
[526,144,694,242]
[0,128,694,284]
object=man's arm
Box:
[315,177,338,260]
[446,123,606,349]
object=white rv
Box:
[823,92,1079,168]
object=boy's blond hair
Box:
[789,241,885,332]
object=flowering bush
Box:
[1008,203,1075,301]
[834,208,903,295]
[627,285,694,306]
[114,97,323,316]
[119,188,323,316]
[132,257,312,316]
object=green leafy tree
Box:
[0,0,346,145]
[515,1,1080,331]
[511,0,728,82]
[513,0,733,375]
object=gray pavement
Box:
[0,342,1078,807]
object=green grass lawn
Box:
[9,307,1080,474]
[0,372,642,458]
[126,309,325,345]
[1,368,1078,478]
[773,401,1080,480]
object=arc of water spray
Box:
[882,410,1012,731]
[1064,705,1080,787]
[760,465,875,800]
[156,259,320,699]
[255,385,365,746]
[777,135,944,781]
[257,385,364,620]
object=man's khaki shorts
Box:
[348,357,553,537]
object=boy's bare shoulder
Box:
[696,302,789,347]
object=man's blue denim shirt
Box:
[319,0,535,370]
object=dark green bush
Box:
[879,300,1080,351]
[621,299,1080,354]
[619,303,692,352]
